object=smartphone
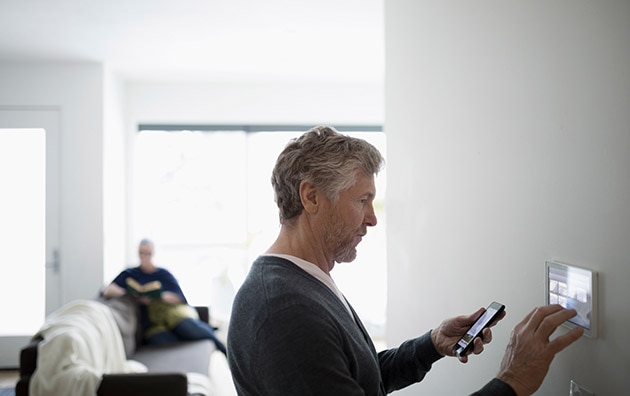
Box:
[454,301,505,357]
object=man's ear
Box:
[299,180,319,214]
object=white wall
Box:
[103,66,127,283]
[385,1,630,395]
[0,63,105,306]
[125,80,383,126]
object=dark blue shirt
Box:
[112,267,187,303]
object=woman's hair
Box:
[271,125,384,224]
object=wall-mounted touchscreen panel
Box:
[545,260,598,338]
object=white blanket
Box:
[29,299,148,396]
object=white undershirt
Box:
[264,253,355,320]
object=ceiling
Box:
[0,0,384,83]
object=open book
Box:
[125,277,163,299]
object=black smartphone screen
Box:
[455,301,505,357]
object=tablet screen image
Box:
[545,261,597,338]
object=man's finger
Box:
[468,307,486,323]
[480,327,493,344]
[537,308,578,338]
[471,337,485,355]
[548,326,584,354]
[523,304,564,331]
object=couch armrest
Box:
[194,306,209,324]
[15,377,30,396]
[97,372,188,396]
[19,336,42,377]
[15,337,43,396]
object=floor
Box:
[0,370,18,388]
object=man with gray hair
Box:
[227,126,582,395]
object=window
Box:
[132,126,386,338]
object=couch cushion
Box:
[131,340,214,375]
[98,294,139,358]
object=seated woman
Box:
[102,238,227,355]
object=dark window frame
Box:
[138,124,382,133]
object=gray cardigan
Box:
[227,256,515,395]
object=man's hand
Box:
[497,304,583,395]
[431,307,506,363]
